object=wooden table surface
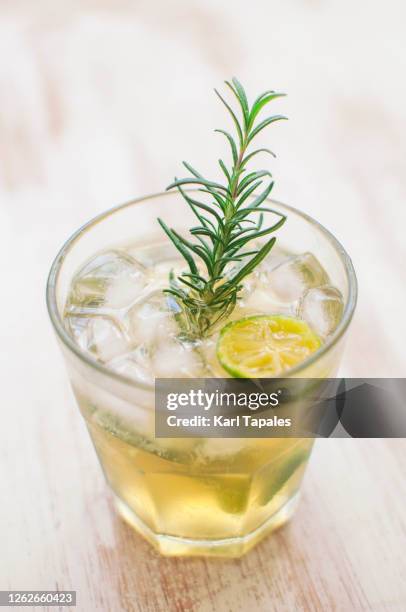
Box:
[1,2,405,610]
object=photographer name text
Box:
[166,414,291,429]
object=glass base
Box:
[114,492,300,558]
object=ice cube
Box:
[152,259,187,285]
[152,339,203,378]
[264,252,329,303]
[109,337,203,381]
[256,248,291,274]
[198,438,249,460]
[68,250,148,310]
[89,316,130,361]
[66,314,130,362]
[299,285,344,338]
[65,315,93,352]
[199,336,233,377]
[127,290,179,346]
[109,345,154,385]
[241,286,291,315]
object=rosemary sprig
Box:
[158,78,287,338]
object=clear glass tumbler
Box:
[47,191,357,557]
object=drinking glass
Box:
[47,191,357,557]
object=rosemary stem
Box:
[161,78,287,337]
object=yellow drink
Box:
[86,411,312,555]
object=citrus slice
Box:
[217,315,321,378]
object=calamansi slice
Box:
[217,315,321,378]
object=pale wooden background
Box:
[1,1,406,610]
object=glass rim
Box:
[46,190,358,391]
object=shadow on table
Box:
[98,495,312,612]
